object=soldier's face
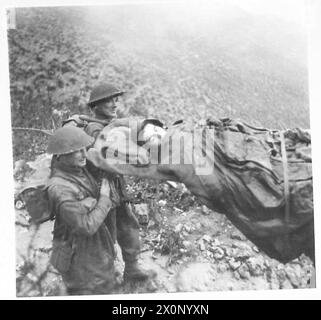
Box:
[94,96,119,119]
[60,148,87,168]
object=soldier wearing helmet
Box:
[47,126,118,295]
[85,83,124,137]
[85,83,154,283]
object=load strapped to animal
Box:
[87,117,314,264]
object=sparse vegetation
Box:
[10,4,313,296]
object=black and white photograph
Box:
[1,0,320,299]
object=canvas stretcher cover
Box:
[87,118,314,263]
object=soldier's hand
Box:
[100,178,111,196]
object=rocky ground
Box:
[9,4,314,297]
[14,154,314,296]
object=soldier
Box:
[86,83,124,138]
[85,83,154,282]
[46,126,116,295]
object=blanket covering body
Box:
[78,118,313,263]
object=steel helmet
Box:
[47,126,94,155]
[88,83,124,108]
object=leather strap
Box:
[79,115,109,126]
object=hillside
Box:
[9,4,314,296]
[8,4,309,160]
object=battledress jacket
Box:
[47,161,116,292]
[85,120,131,202]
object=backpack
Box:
[15,184,52,224]
[16,115,166,224]
[15,176,83,225]
[14,115,102,225]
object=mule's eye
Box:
[99,134,105,140]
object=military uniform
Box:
[48,159,119,295]
[55,83,154,284]
[84,83,144,276]
[85,121,142,274]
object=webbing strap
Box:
[280,130,290,226]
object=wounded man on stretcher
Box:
[17,116,314,265]
[87,117,314,264]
